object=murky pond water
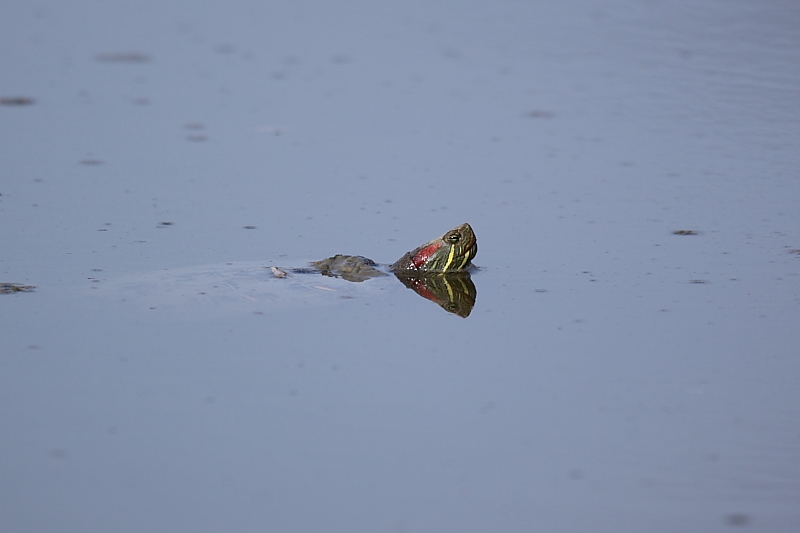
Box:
[2,1,799,532]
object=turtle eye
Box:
[447,233,460,244]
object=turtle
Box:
[300,222,479,316]
[87,224,479,318]
[307,223,477,280]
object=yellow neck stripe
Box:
[442,245,457,271]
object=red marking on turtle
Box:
[410,242,443,269]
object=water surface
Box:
[2,1,799,532]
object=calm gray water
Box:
[2,1,799,532]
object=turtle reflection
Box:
[394,272,476,318]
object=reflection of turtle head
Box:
[390,223,477,274]
[394,272,477,318]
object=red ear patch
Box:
[410,242,443,269]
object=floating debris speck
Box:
[1,283,36,294]
[270,266,288,278]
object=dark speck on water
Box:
[0,97,35,106]
[673,230,700,235]
[50,448,66,459]
[527,110,554,118]
[725,513,751,526]
[96,52,151,63]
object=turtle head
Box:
[390,223,477,273]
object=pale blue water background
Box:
[2,1,799,532]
